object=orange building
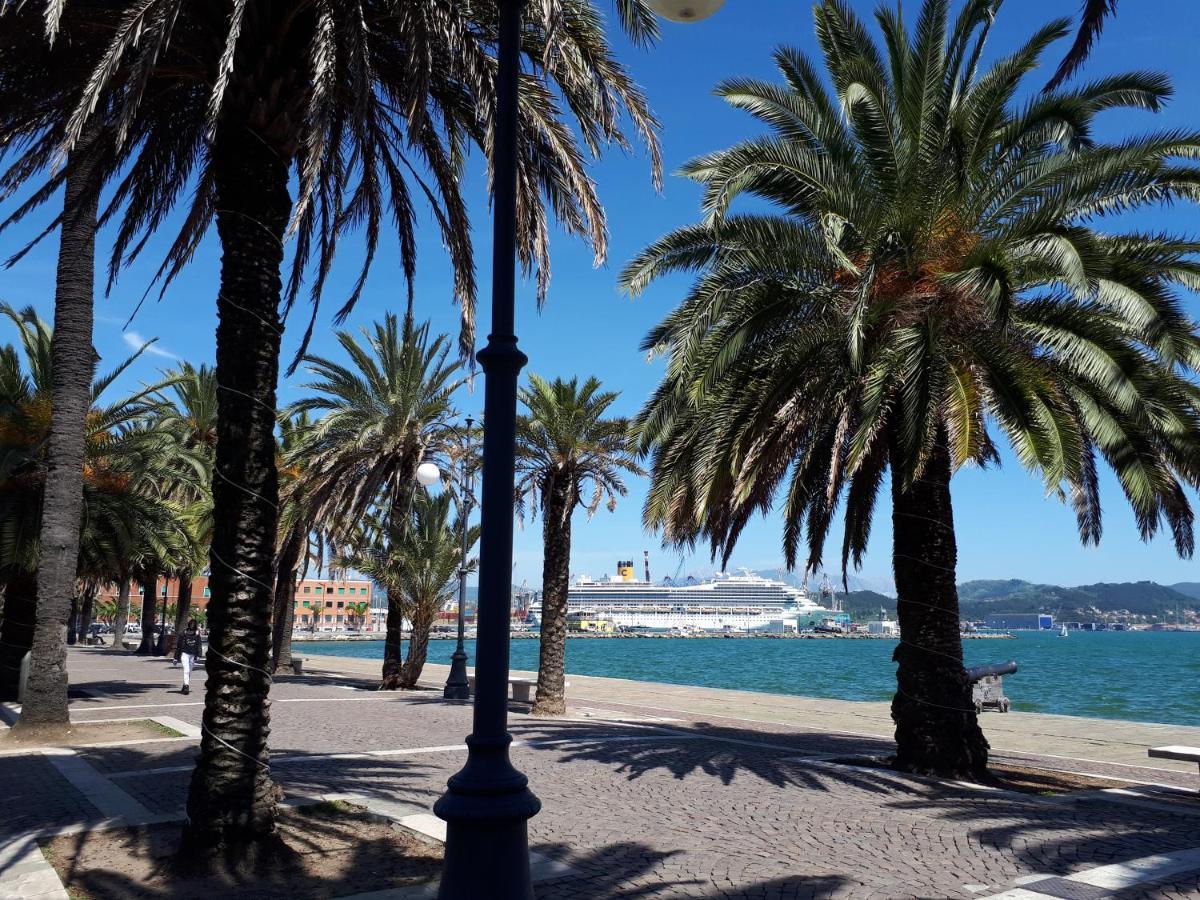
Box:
[98,576,375,631]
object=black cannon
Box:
[965,660,1017,713]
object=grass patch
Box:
[142,719,184,738]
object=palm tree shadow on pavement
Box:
[507,716,915,794]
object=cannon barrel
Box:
[965,660,1018,682]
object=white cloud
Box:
[122,330,179,360]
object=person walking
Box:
[178,619,203,695]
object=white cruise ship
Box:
[566,561,836,634]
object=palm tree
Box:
[515,375,642,716]
[620,0,1200,778]
[154,363,217,640]
[272,412,312,673]
[347,601,370,631]
[14,0,664,858]
[288,316,464,688]
[338,493,477,688]
[0,307,182,704]
[0,4,115,728]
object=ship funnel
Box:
[644,551,651,584]
[617,560,636,582]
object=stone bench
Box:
[1149,745,1200,775]
[466,675,569,703]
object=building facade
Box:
[983,612,1054,630]
[98,576,374,631]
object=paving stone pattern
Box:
[1,648,1198,900]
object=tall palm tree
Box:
[14,0,664,857]
[621,0,1200,778]
[288,315,464,688]
[272,411,312,673]
[0,307,181,703]
[338,493,477,688]
[154,363,217,639]
[0,4,115,730]
[515,374,642,716]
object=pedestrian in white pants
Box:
[177,620,203,695]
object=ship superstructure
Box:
[566,561,834,633]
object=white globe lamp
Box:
[415,461,441,487]
[647,0,725,23]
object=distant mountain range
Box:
[841,579,1200,623]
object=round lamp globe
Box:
[646,0,725,22]
[415,462,441,487]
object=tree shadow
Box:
[44,801,444,899]
[531,841,851,899]
[506,716,912,795]
[885,788,1200,884]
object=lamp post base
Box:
[443,647,471,701]
[434,734,541,899]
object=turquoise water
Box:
[304,631,1200,727]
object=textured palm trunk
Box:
[381,590,404,690]
[78,587,96,645]
[15,138,100,731]
[180,118,289,863]
[0,571,37,701]
[109,579,131,652]
[136,574,159,655]
[270,531,302,673]
[177,120,290,868]
[399,602,435,688]
[66,593,80,646]
[533,473,574,716]
[889,430,989,779]
[172,578,194,657]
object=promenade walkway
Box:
[1,646,1198,899]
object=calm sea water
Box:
[304,631,1200,727]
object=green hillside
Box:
[845,580,1199,623]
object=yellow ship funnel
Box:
[616,560,636,582]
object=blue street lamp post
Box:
[433,1,725,897]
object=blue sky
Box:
[4,0,1200,591]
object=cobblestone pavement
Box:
[1,647,1197,899]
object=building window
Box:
[348,587,356,595]
[303,586,310,594]
[203,587,210,597]
[338,587,345,594]
[324,615,332,623]
[138,587,144,595]
[337,601,344,608]
[315,586,322,594]
[336,615,344,623]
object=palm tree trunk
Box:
[0,571,37,701]
[78,586,96,646]
[172,578,193,658]
[66,593,80,646]
[533,474,573,716]
[180,119,289,863]
[271,531,302,673]
[889,429,989,779]
[137,574,159,654]
[15,137,101,731]
[109,579,131,652]
[399,603,435,688]
[381,590,404,690]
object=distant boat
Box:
[1059,624,1068,638]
